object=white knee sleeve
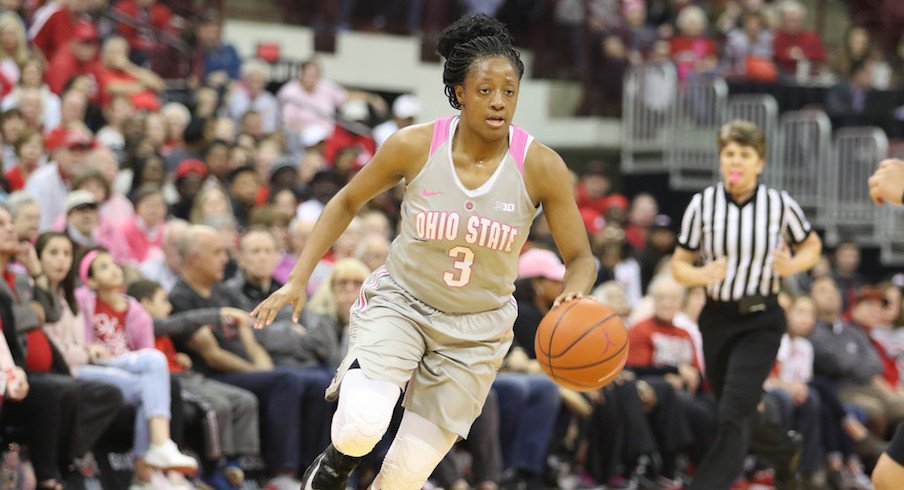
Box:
[370,433,445,490]
[331,369,400,457]
[369,410,458,490]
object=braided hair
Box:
[436,14,525,110]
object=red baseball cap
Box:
[45,129,95,151]
[72,21,98,43]
[175,159,208,180]
[605,194,630,209]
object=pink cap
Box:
[518,248,566,281]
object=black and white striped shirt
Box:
[676,184,812,302]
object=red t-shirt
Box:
[5,167,25,191]
[323,126,376,168]
[773,31,826,74]
[627,317,701,371]
[625,224,648,251]
[30,5,78,62]
[24,329,53,372]
[46,47,103,97]
[669,35,719,80]
[95,67,160,110]
[155,335,185,373]
[92,297,130,357]
[575,184,628,217]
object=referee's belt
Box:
[706,295,779,315]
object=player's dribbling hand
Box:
[553,291,585,309]
[868,159,904,206]
[251,282,307,328]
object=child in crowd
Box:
[127,278,261,488]
[72,248,197,481]
[764,295,822,483]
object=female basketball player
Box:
[869,158,904,489]
[251,14,595,490]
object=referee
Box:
[672,120,823,490]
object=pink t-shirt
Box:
[276,79,347,134]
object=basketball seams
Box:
[542,300,580,378]
[545,312,618,359]
[548,355,627,390]
[535,299,629,391]
[543,338,629,370]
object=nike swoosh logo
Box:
[421,189,443,198]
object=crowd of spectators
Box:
[0,1,904,490]
[290,0,904,126]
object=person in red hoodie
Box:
[772,0,826,77]
[627,275,716,486]
[45,20,102,95]
[28,0,92,62]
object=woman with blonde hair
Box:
[255,258,370,371]
[188,185,234,224]
[298,258,371,368]
[1,58,60,129]
[0,12,29,84]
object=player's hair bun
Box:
[436,14,524,110]
[436,14,513,60]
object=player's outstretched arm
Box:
[523,143,596,307]
[869,159,904,206]
[252,124,431,327]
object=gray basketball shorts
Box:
[325,267,516,438]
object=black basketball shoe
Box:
[301,445,362,490]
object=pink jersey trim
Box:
[356,268,390,312]
[429,117,455,158]
[509,125,531,175]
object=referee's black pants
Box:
[689,298,798,490]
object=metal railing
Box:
[621,62,677,174]
[823,127,888,246]
[773,110,833,227]
[666,76,729,190]
[617,63,904,264]
[880,144,904,265]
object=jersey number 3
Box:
[443,246,475,287]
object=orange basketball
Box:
[534,299,629,392]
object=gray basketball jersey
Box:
[385,116,538,313]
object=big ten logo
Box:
[495,201,515,213]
